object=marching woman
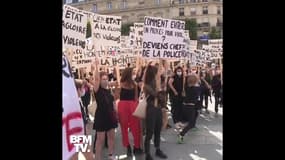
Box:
[177,75,201,144]
[168,66,185,128]
[117,68,143,157]
[144,64,167,160]
[92,60,118,160]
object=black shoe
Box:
[146,154,153,160]
[127,146,132,156]
[155,149,167,159]
[133,147,143,155]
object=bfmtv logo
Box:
[70,135,92,152]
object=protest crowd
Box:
[62,5,222,160]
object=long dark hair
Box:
[144,65,158,89]
[120,67,135,87]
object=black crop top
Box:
[120,88,135,100]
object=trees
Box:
[121,23,134,36]
[86,21,92,38]
[209,27,221,39]
[185,19,198,40]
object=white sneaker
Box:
[180,122,188,127]
[178,122,186,127]
[175,122,181,129]
[160,136,166,142]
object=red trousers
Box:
[118,100,141,148]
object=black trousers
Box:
[144,105,162,155]
[200,89,210,109]
[214,92,221,112]
[170,95,183,123]
[180,105,198,136]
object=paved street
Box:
[79,96,222,160]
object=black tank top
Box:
[170,75,183,96]
[120,88,135,100]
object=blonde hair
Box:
[75,79,84,89]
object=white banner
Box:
[62,55,84,160]
[142,16,186,59]
[62,5,88,68]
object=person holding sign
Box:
[143,65,168,160]
[117,68,143,157]
[211,68,222,114]
[168,66,185,128]
[177,75,201,144]
[199,71,212,114]
[92,60,118,160]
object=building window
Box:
[190,0,196,2]
[190,7,196,15]
[217,6,221,14]
[217,18,222,26]
[92,4,97,12]
[179,8,184,16]
[202,0,208,2]
[121,0,127,9]
[201,17,209,27]
[155,0,161,5]
[179,0,185,4]
[203,6,208,14]
[107,1,112,10]
[72,0,78,3]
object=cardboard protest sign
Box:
[142,16,187,59]
[62,55,84,160]
[189,40,197,53]
[182,30,191,60]
[134,23,144,49]
[92,14,121,55]
[62,5,88,68]
[121,36,130,49]
[208,39,223,58]
[99,54,136,68]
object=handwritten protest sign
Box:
[208,39,223,58]
[129,26,135,48]
[142,16,187,59]
[62,55,84,160]
[189,40,197,53]
[134,23,144,49]
[92,14,121,55]
[62,5,88,68]
[99,53,136,68]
